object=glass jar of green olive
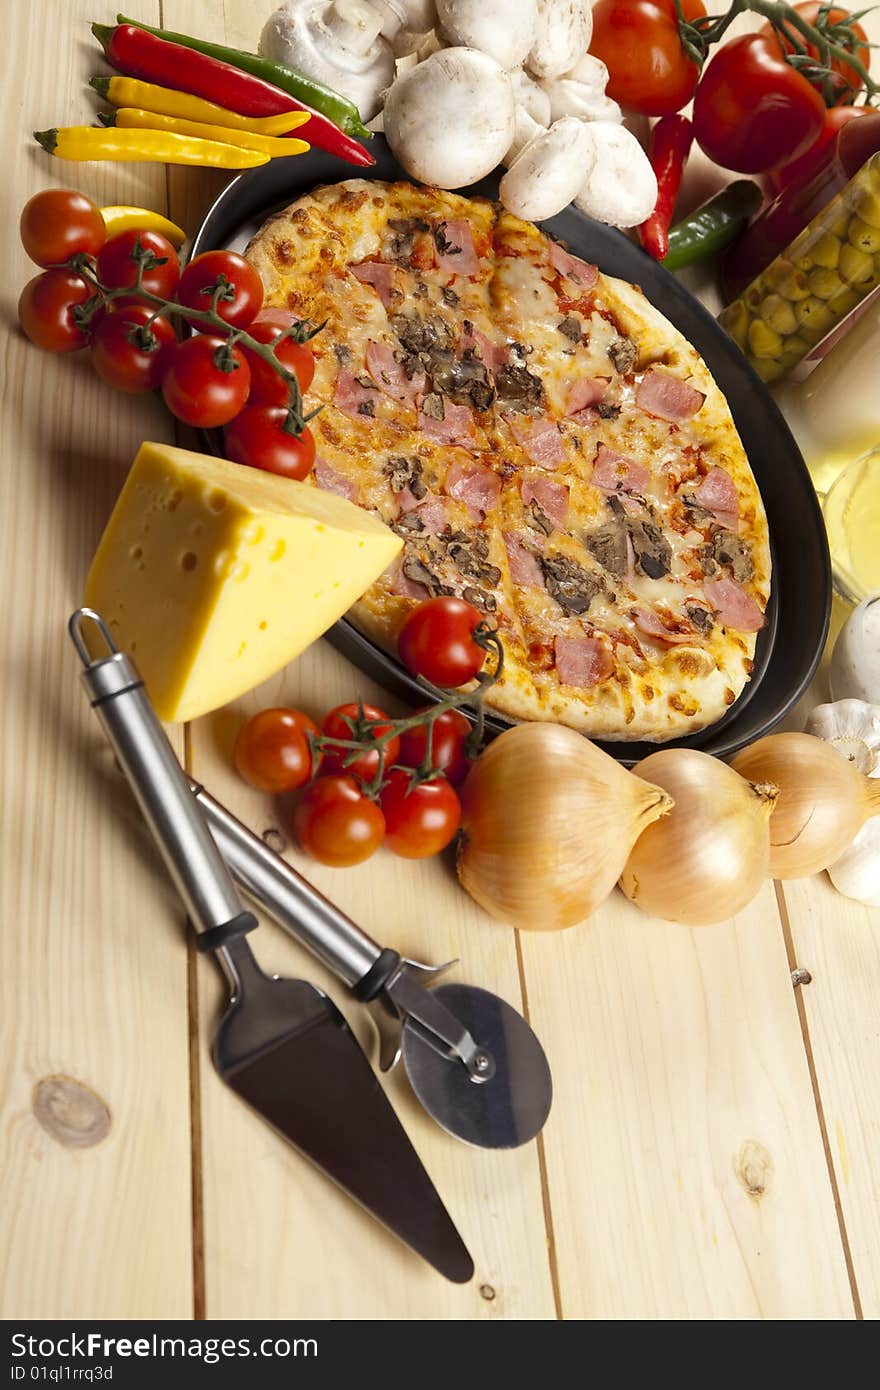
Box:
[718,151,880,384]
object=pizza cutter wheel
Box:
[192,784,552,1150]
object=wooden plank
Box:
[520,887,856,1319]
[186,646,556,1318]
[0,1,194,1317]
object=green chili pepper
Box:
[115,14,372,139]
[662,181,763,272]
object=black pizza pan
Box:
[190,138,830,764]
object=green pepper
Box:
[661,181,762,272]
[115,13,372,139]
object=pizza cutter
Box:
[191,785,553,1150]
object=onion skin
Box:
[456,722,673,931]
[620,749,776,926]
[731,732,880,878]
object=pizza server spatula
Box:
[68,608,473,1284]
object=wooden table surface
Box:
[3,0,879,1323]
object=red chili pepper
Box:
[639,115,694,262]
[92,24,374,168]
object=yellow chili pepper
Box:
[34,126,269,169]
[100,205,187,246]
[91,75,309,136]
[107,109,309,158]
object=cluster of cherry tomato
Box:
[589,0,872,180]
[17,188,317,481]
[234,597,489,867]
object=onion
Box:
[619,749,776,925]
[456,723,673,930]
[731,732,880,878]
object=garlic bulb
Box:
[731,731,880,878]
[830,594,880,704]
[457,723,673,931]
[806,699,880,905]
[619,749,776,925]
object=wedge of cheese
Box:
[85,442,402,722]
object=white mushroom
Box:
[500,117,596,222]
[573,122,658,228]
[435,0,538,69]
[527,0,593,80]
[541,54,622,124]
[372,0,437,34]
[510,67,552,129]
[502,106,547,168]
[383,46,515,187]
[260,0,397,121]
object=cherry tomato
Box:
[234,707,320,793]
[398,708,474,787]
[20,188,105,267]
[693,34,827,174]
[97,228,180,298]
[398,598,486,688]
[224,407,316,480]
[293,774,385,867]
[379,769,461,859]
[766,104,875,194]
[320,703,400,782]
[18,270,92,352]
[161,335,251,428]
[89,303,176,394]
[177,250,264,329]
[241,320,315,404]
[759,4,870,103]
[589,0,706,116]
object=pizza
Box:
[246,179,771,742]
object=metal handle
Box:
[69,610,248,945]
[191,784,383,989]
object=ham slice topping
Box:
[385,553,428,599]
[509,416,565,468]
[417,495,452,534]
[693,466,739,524]
[443,459,501,518]
[314,456,357,501]
[419,398,475,446]
[591,443,650,494]
[365,340,425,403]
[504,531,545,587]
[333,369,378,420]
[633,608,701,645]
[704,577,766,632]
[566,377,608,416]
[434,219,479,276]
[548,241,598,290]
[461,323,507,374]
[520,476,569,528]
[636,370,705,423]
[351,259,398,308]
[554,635,614,688]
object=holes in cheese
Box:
[84,442,403,723]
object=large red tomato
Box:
[693,34,827,173]
[759,4,870,103]
[589,0,707,116]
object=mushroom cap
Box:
[528,0,593,80]
[436,0,538,69]
[574,122,658,228]
[383,47,515,188]
[510,67,552,129]
[500,116,596,222]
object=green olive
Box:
[848,215,880,255]
[758,292,798,335]
[838,242,875,284]
[808,266,846,300]
[794,296,836,335]
[750,355,786,383]
[828,285,861,317]
[762,259,811,301]
[805,232,842,269]
[853,185,880,231]
[830,212,851,240]
[781,334,811,360]
[748,318,784,358]
[720,298,750,350]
